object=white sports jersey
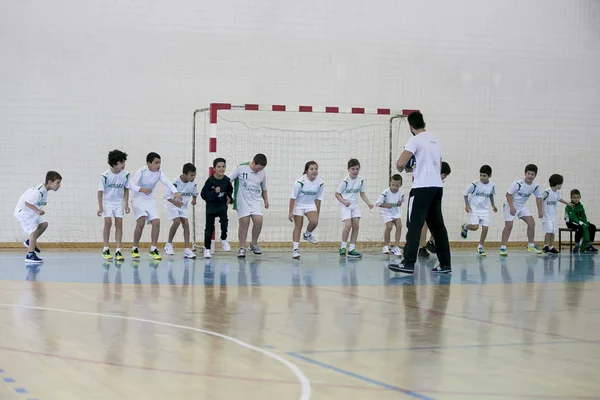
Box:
[164,176,198,208]
[98,169,130,204]
[464,180,495,213]
[14,184,48,219]
[336,175,365,203]
[229,163,267,207]
[506,178,543,209]
[403,131,443,189]
[375,188,405,217]
[542,188,561,221]
[290,174,324,206]
[129,166,178,200]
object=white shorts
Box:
[339,203,361,221]
[293,204,317,216]
[132,200,159,224]
[542,220,555,234]
[469,211,490,227]
[379,211,402,223]
[503,204,532,222]
[17,216,46,236]
[102,202,124,218]
[166,204,189,221]
[236,201,262,219]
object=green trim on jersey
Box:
[297,181,304,187]
[232,162,250,211]
[542,189,550,201]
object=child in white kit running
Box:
[541,174,572,254]
[15,171,62,263]
[335,158,374,258]
[129,152,182,260]
[164,163,198,259]
[460,165,497,256]
[375,174,405,257]
[97,149,130,261]
[289,161,324,259]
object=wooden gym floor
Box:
[0,249,599,399]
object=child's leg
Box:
[115,217,123,250]
[180,218,190,249]
[394,219,402,247]
[149,218,160,248]
[250,214,263,244]
[544,233,552,247]
[467,224,480,231]
[305,211,319,234]
[168,218,181,244]
[420,223,428,247]
[204,213,216,249]
[341,219,352,245]
[219,210,228,241]
[133,217,145,248]
[383,221,393,246]
[103,217,112,248]
[29,222,48,252]
[293,216,303,248]
[480,225,488,246]
[522,216,536,244]
[238,216,251,248]
[589,223,596,243]
[501,221,514,247]
[350,217,360,245]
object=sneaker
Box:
[115,251,125,262]
[418,247,430,258]
[164,243,174,255]
[548,247,561,255]
[586,245,598,253]
[391,246,402,256]
[382,245,390,254]
[542,246,550,253]
[23,240,41,253]
[25,252,43,263]
[461,223,468,239]
[149,249,162,260]
[102,249,112,260]
[292,248,300,259]
[477,248,486,256]
[203,249,212,259]
[131,248,140,259]
[184,248,196,259]
[339,248,347,257]
[388,259,414,274]
[347,249,362,258]
[221,240,231,252]
[499,248,508,257]
[425,240,436,254]
[432,265,452,274]
[249,243,262,255]
[527,245,542,254]
[573,246,580,254]
[237,248,246,258]
[303,232,318,244]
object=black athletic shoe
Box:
[418,247,430,258]
[388,259,415,274]
[425,240,436,254]
[431,265,452,274]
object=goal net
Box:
[194,105,408,250]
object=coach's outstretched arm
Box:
[396,150,413,173]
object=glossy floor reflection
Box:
[0,250,599,399]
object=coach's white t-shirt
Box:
[404,131,443,189]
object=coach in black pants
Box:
[388,112,451,274]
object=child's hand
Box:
[368,202,374,209]
[226,197,231,205]
[38,210,45,216]
[538,211,543,218]
[567,202,575,207]
[465,205,472,213]
[215,186,221,193]
[396,201,402,207]
[288,213,294,222]
[492,206,497,213]
[125,205,130,214]
[140,188,152,195]
[97,208,103,217]
[264,200,270,209]
[191,199,197,206]
[344,201,351,207]
[510,207,516,216]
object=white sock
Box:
[478,244,483,249]
[293,242,299,250]
[341,242,347,249]
[549,246,554,249]
[528,243,535,247]
[185,247,191,252]
[500,245,506,250]
[150,246,157,251]
[103,246,109,251]
[349,244,356,252]
[132,246,138,251]
[306,230,313,236]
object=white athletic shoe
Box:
[392,246,402,256]
[382,245,390,254]
[203,249,212,259]
[164,243,174,255]
[221,240,231,252]
[303,232,318,244]
[292,248,300,259]
[184,248,196,259]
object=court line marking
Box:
[0,368,37,400]
[287,352,434,400]
[0,303,311,400]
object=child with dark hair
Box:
[541,174,572,254]
[164,163,198,259]
[375,174,405,256]
[201,158,233,259]
[97,149,130,261]
[565,189,598,253]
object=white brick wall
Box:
[1,0,598,245]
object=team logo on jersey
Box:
[107,183,125,189]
